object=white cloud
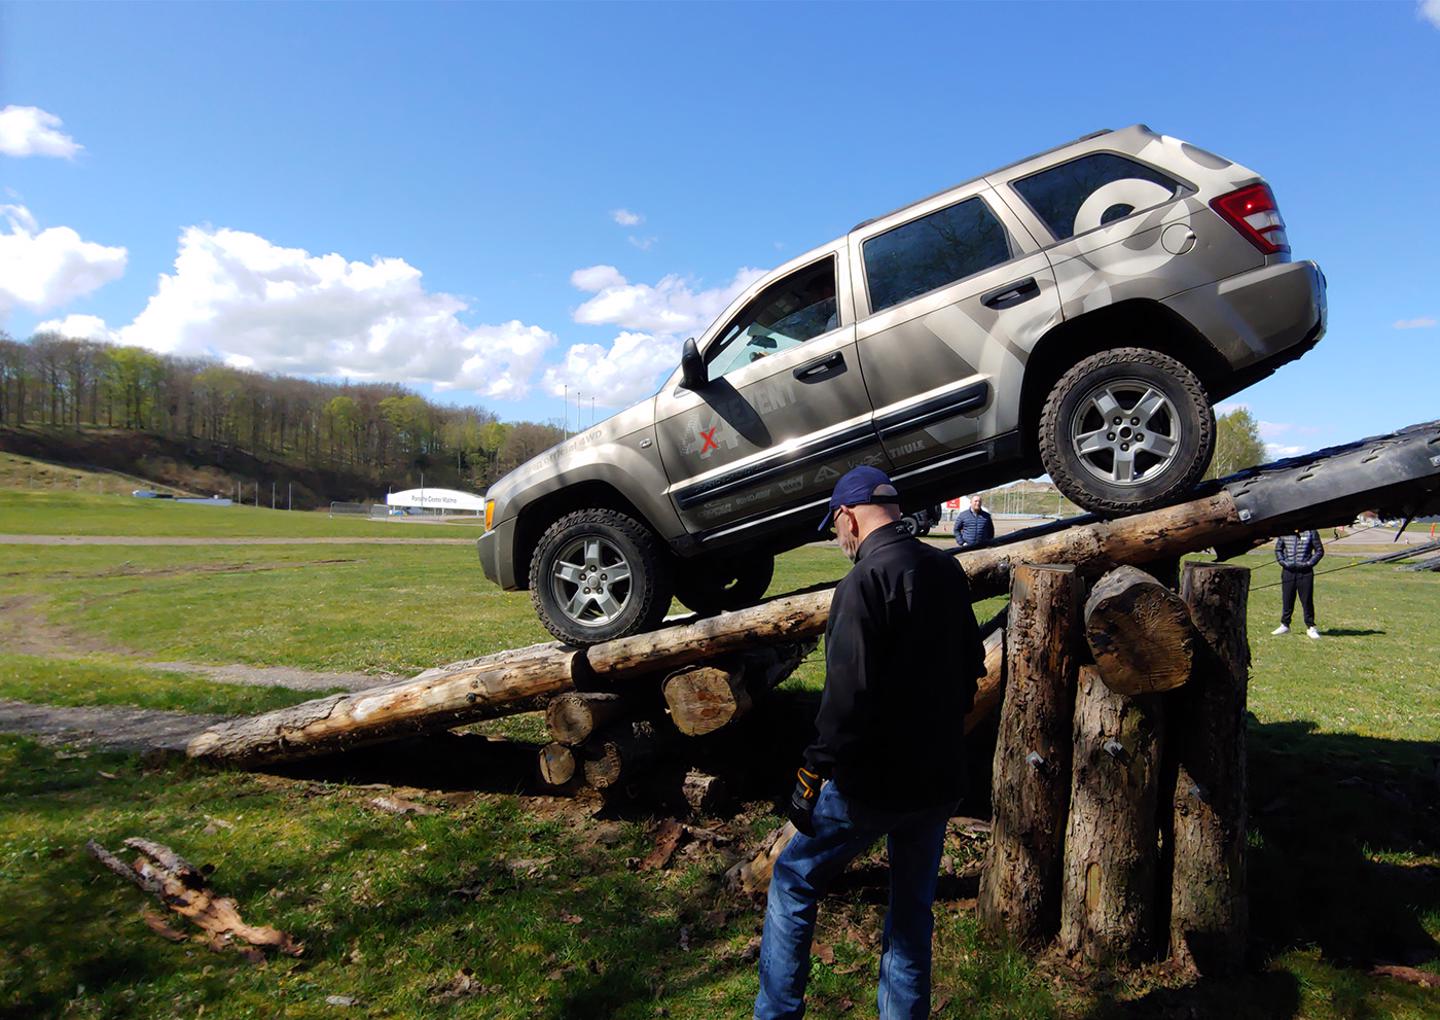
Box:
[1394,316,1436,329]
[34,313,118,342]
[570,264,627,292]
[611,208,643,227]
[542,330,682,406]
[1258,420,1322,440]
[572,265,765,336]
[0,205,127,317]
[551,264,766,406]
[1264,442,1307,459]
[627,235,658,251]
[113,225,555,398]
[1419,0,1440,29]
[0,106,82,159]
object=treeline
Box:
[0,331,564,490]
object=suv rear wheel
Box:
[673,554,774,616]
[1039,347,1214,516]
[529,509,673,646]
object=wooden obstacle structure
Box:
[184,421,1440,961]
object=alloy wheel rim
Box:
[550,536,633,627]
[1069,377,1182,487]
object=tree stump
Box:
[1059,665,1166,963]
[978,563,1083,946]
[1083,565,1198,696]
[1169,561,1250,974]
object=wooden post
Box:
[978,563,1083,946]
[1083,565,1198,696]
[1169,562,1250,975]
[1059,665,1166,963]
[545,692,628,746]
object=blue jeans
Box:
[754,782,955,1020]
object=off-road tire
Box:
[900,516,922,537]
[1039,347,1214,516]
[529,508,673,646]
[673,554,775,616]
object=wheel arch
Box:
[514,481,653,590]
[1019,299,1229,458]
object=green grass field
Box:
[0,490,474,539]
[0,493,1436,1019]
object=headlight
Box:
[485,499,495,530]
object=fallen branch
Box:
[86,838,302,958]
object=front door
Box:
[654,253,883,545]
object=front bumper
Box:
[1162,259,1326,394]
[475,518,520,590]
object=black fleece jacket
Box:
[802,522,986,810]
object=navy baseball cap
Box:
[818,465,901,531]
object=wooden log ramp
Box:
[187,491,1256,767]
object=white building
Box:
[385,487,485,513]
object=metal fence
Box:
[328,501,386,518]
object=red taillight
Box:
[1211,183,1290,255]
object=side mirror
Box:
[680,337,707,390]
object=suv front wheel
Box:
[1039,348,1214,516]
[529,509,673,646]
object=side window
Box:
[1012,153,1182,241]
[706,258,837,380]
[862,197,1012,314]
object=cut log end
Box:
[1083,564,1197,696]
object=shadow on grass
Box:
[1319,628,1387,637]
[1081,716,1440,1018]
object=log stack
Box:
[533,638,820,802]
[980,558,1251,976]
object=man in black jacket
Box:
[754,466,986,1020]
[1273,528,1324,639]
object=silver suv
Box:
[478,125,1326,645]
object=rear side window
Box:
[1013,153,1182,241]
[862,197,1012,313]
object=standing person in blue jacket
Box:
[1273,528,1324,639]
[953,494,995,550]
[754,466,986,1020]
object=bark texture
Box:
[1169,562,1250,975]
[978,564,1083,946]
[187,642,585,764]
[1059,665,1166,963]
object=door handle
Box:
[980,277,1040,310]
[793,351,844,380]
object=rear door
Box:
[654,251,883,543]
[851,185,1061,486]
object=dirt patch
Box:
[0,698,225,753]
[0,595,389,692]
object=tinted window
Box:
[1013,153,1181,241]
[862,197,1012,313]
[706,258,837,379]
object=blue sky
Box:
[1,0,1437,457]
